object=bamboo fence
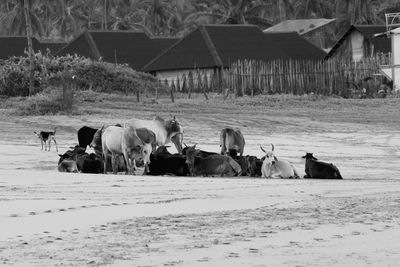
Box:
[165,56,391,98]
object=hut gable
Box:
[56,30,173,70]
[326,25,390,60]
[0,36,42,60]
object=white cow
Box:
[260,144,299,179]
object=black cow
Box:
[182,145,218,158]
[246,155,263,177]
[302,153,343,179]
[76,153,103,174]
[77,126,98,149]
[58,145,86,164]
[147,146,189,176]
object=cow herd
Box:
[56,115,343,179]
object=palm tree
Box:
[336,0,384,29]
[140,0,175,36]
[0,0,43,36]
[23,0,35,96]
[294,0,334,19]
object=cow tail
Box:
[227,157,242,176]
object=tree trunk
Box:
[23,0,35,96]
[103,0,109,30]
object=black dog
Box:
[34,127,58,151]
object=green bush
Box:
[0,52,167,97]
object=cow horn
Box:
[193,143,197,149]
[271,143,274,152]
[183,142,188,148]
[260,145,266,153]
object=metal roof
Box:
[263,18,336,35]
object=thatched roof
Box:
[143,24,326,72]
[0,36,41,59]
[56,30,178,70]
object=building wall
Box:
[155,69,216,89]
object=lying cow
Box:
[185,145,242,177]
[260,144,299,179]
[58,146,103,174]
[147,146,189,176]
[302,153,343,179]
[58,159,78,173]
[182,143,218,158]
[246,155,263,177]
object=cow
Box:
[124,115,184,153]
[185,145,242,177]
[246,155,263,177]
[58,159,78,173]
[182,143,218,158]
[147,146,189,176]
[57,145,86,164]
[77,126,98,149]
[302,153,343,179]
[260,144,299,179]
[220,128,245,159]
[75,153,103,174]
[92,126,151,175]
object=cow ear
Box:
[58,154,63,157]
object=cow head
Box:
[166,116,184,153]
[260,144,278,164]
[140,143,152,166]
[302,152,318,160]
[90,125,104,151]
[184,144,197,176]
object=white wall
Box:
[350,31,364,62]
[155,69,215,90]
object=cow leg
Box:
[142,164,148,175]
[40,140,44,151]
[103,150,108,174]
[111,154,117,174]
[48,140,51,151]
[122,150,132,175]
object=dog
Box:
[34,127,58,152]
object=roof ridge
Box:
[199,25,223,68]
[84,31,101,59]
[142,27,200,71]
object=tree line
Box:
[1,0,399,41]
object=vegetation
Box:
[0,51,166,97]
[0,0,399,40]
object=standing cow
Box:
[220,128,245,159]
